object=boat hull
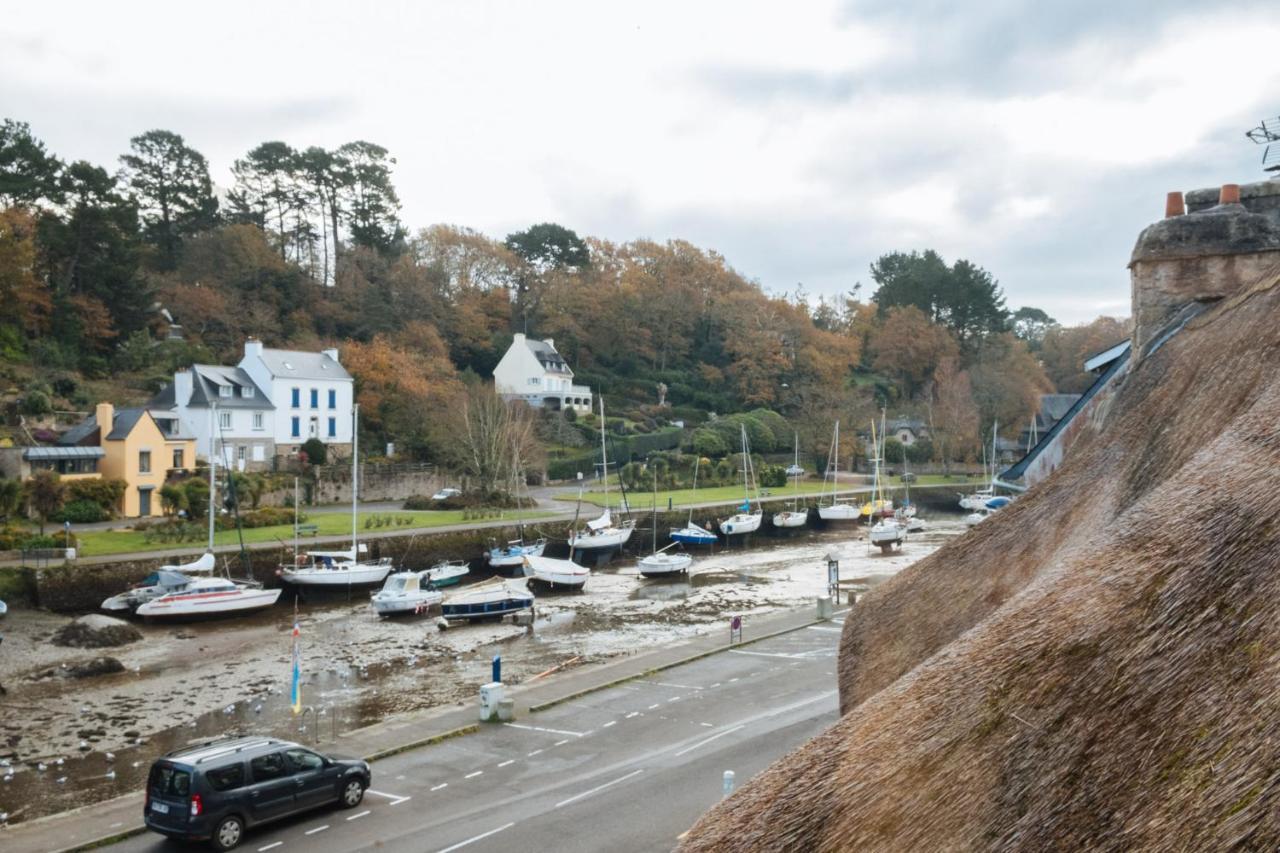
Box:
[720,513,762,536]
[488,540,547,568]
[638,553,693,577]
[280,562,394,587]
[423,563,470,587]
[817,504,860,521]
[569,523,635,551]
[772,511,808,528]
[670,527,717,546]
[136,587,282,619]
[523,555,589,589]
[371,591,443,616]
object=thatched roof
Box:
[680,261,1280,851]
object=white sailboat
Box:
[670,455,717,545]
[772,433,808,529]
[639,467,693,577]
[817,421,859,521]
[897,437,926,533]
[868,414,906,552]
[525,483,591,590]
[959,421,997,510]
[280,404,394,587]
[569,397,636,551]
[720,425,763,536]
[488,459,547,569]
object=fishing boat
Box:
[817,421,859,521]
[135,576,281,619]
[640,467,693,576]
[720,425,763,536]
[441,578,535,621]
[569,398,636,552]
[423,560,470,587]
[370,571,443,616]
[868,414,906,552]
[280,405,395,588]
[101,553,216,612]
[670,456,717,545]
[772,433,808,529]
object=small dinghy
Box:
[522,554,589,590]
[423,560,470,587]
[441,579,535,621]
[371,571,443,616]
[488,538,547,570]
[638,550,693,578]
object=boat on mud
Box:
[441,578,535,621]
[135,577,282,620]
[569,398,636,552]
[423,560,469,587]
[522,553,589,590]
[371,571,443,616]
[720,425,763,536]
[101,553,216,612]
[488,538,547,570]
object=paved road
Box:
[104,623,844,853]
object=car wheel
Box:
[210,815,244,851]
[341,778,365,808]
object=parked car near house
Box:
[144,736,370,850]
[431,487,462,501]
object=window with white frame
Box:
[220,411,232,429]
[528,377,540,385]
[242,386,254,398]
[252,412,263,430]
[219,385,232,398]
[237,446,246,463]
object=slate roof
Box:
[149,409,195,440]
[524,338,572,375]
[256,348,352,382]
[59,408,157,445]
[58,417,100,446]
[156,365,274,410]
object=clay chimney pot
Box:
[1220,183,1241,205]
[1165,191,1185,218]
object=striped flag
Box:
[290,618,302,714]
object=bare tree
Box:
[448,385,542,493]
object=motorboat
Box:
[773,434,809,529]
[522,554,589,590]
[867,413,906,552]
[899,508,926,533]
[280,545,395,587]
[423,560,470,587]
[958,488,994,511]
[135,577,281,619]
[487,538,547,570]
[371,571,443,616]
[638,550,693,577]
[818,421,859,521]
[101,552,217,612]
[670,523,718,546]
[720,425,763,536]
[441,578,535,621]
[985,495,1013,510]
[965,508,993,527]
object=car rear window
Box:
[149,764,191,798]
[250,752,288,782]
[206,763,246,792]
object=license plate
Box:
[151,802,169,814]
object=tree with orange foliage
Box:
[0,207,51,339]
[870,306,960,399]
[1041,316,1131,392]
[930,356,979,471]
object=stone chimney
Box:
[95,402,114,440]
[174,368,193,406]
[244,337,264,360]
[1129,183,1280,356]
[322,347,340,364]
[545,337,555,350]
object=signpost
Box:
[729,615,742,644]
[826,551,840,601]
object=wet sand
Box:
[0,520,964,825]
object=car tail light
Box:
[190,794,202,818]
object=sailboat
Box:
[487,458,547,569]
[670,455,717,545]
[524,481,590,589]
[817,421,859,521]
[868,414,906,552]
[135,414,282,619]
[959,421,997,510]
[569,397,636,551]
[279,404,395,587]
[639,467,693,576]
[720,425,763,536]
[772,433,808,529]
[897,440,926,533]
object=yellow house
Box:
[60,403,197,518]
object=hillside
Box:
[680,209,1280,847]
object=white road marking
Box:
[674,725,746,757]
[367,789,412,805]
[807,625,842,633]
[625,711,639,719]
[602,720,617,728]
[497,759,515,768]
[554,769,645,809]
[554,739,570,746]
[729,649,809,660]
[390,796,411,806]
[647,703,661,710]
[431,783,448,791]
[435,822,516,853]
[729,677,740,682]
[640,680,703,689]
[710,682,722,688]
[465,770,483,779]
[305,825,329,835]
[527,749,543,757]
[258,844,283,852]
[504,723,585,738]
[700,722,714,727]
[668,696,681,703]
[346,810,371,821]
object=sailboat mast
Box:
[293,476,299,557]
[599,397,609,508]
[208,405,216,550]
[352,403,359,556]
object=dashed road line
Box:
[431,783,448,791]
[435,821,516,853]
[674,725,746,757]
[647,703,661,710]
[699,722,714,727]
[258,844,283,852]
[465,770,483,779]
[304,825,329,835]
[346,809,371,821]
[367,789,412,805]
[625,711,640,719]
[668,696,681,703]
[807,625,842,633]
[497,759,515,768]
[554,739,570,746]
[527,749,543,757]
[504,722,585,738]
[555,769,645,809]
[640,680,704,690]
[602,720,617,728]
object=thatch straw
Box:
[680,265,1280,851]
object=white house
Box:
[493,333,592,413]
[238,339,354,458]
[149,364,275,470]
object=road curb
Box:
[362,723,480,762]
[528,612,845,713]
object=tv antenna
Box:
[1246,117,1280,172]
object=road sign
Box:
[729,615,742,644]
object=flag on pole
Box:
[290,616,302,714]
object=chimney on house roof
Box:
[512,332,526,345]
[94,402,114,438]
[244,337,264,359]
[545,337,555,350]
[173,368,193,406]
[322,347,340,364]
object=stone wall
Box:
[1186,179,1280,224]
[259,465,444,507]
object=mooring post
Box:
[723,770,736,797]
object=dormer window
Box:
[242,386,254,398]
[219,385,232,398]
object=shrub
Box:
[691,428,729,458]
[749,409,791,449]
[238,507,302,528]
[758,464,788,489]
[55,499,107,524]
[52,376,78,398]
[67,478,126,514]
[21,389,52,415]
[301,438,327,466]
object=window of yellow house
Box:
[139,450,151,473]
[172,448,184,469]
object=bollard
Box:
[497,697,515,722]
[816,596,834,620]
[493,654,502,684]
[723,770,735,797]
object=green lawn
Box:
[562,481,846,510]
[74,509,554,557]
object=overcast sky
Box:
[5,1,1279,323]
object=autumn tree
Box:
[0,207,52,342]
[930,357,978,471]
[444,382,543,493]
[967,333,1051,435]
[1041,316,1131,392]
[869,305,960,399]
[118,129,219,269]
[870,250,1007,350]
[26,470,65,534]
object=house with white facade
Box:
[237,339,354,459]
[493,333,592,413]
[151,339,355,469]
[150,365,275,470]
